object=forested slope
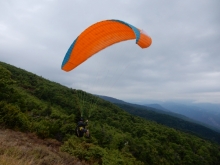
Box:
[115,103,220,144]
[0,61,220,165]
[99,95,220,142]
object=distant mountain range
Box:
[151,102,220,132]
[98,95,220,135]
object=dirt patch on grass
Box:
[0,128,88,165]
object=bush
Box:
[0,102,29,131]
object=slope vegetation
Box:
[0,61,220,165]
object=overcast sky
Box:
[1,0,220,104]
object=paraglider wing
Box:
[61,19,152,72]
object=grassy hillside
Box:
[0,61,220,165]
[0,129,86,165]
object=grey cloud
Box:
[0,0,220,104]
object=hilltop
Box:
[0,61,220,165]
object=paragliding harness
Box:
[75,119,89,138]
[75,126,85,137]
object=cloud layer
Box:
[1,0,220,103]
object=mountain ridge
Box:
[98,95,220,134]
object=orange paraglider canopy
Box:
[61,19,152,72]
